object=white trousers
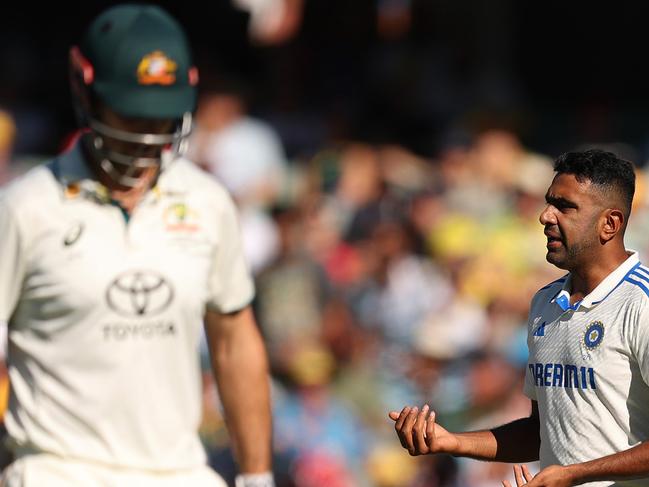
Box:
[1,454,228,487]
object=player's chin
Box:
[545,251,568,269]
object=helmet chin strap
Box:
[98,154,158,189]
[88,113,192,188]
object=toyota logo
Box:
[106,270,174,317]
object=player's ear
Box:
[69,46,94,118]
[600,208,624,243]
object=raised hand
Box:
[388,404,460,456]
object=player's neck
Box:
[110,176,155,213]
[569,246,631,301]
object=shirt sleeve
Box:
[0,195,25,324]
[205,193,255,314]
[628,303,649,386]
[523,294,541,401]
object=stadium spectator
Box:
[188,82,287,275]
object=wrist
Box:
[451,432,469,457]
[564,463,584,485]
[235,472,275,487]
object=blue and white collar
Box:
[551,251,640,311]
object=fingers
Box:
[514,465,525,486]
[511,465,534,486]
[392,405,437,456]
[503,481,512,487]
[394,406,410,431]
[413,404,430,453]
[425,409,436,447]
[522,464,534,482]
[393,406,411,451]
[401,406,419,454]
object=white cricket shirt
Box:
[0,143,254,470]
[525,252,649,486]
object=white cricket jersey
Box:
[0,143,254,470]
[525,252,649,486]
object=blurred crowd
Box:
[3,1,649,486]
[4,81,649,487]
[188,96,649,486]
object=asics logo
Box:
[63,222,84,246]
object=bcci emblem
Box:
[584,321,605,350]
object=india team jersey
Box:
[0,144,254,470]
[524,252,649,486]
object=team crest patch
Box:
[137,51,177,85]
[163,202,200,232]
[584,321,605,350]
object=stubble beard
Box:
[547,238,594,272]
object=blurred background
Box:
[3,1,649,486]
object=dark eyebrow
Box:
[545,195,578,208]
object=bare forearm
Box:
[453,429,499,460]
[452,415,539,463]
[566,442,649,484]
[214,341,272,471]
[391,400,540,463]
[208,309,273,473]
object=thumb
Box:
[388,411,400,421]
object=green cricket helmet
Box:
[70,3,198,187]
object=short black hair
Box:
[554,149,636,218]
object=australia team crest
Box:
[137,51,177,85]
[163,202,200,232]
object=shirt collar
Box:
[551,251,640,311]
[48,140,111,203]
[51,139,95,185]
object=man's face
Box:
[89,104,177,189]
[99,105,175,162]
[539,173,604,270]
